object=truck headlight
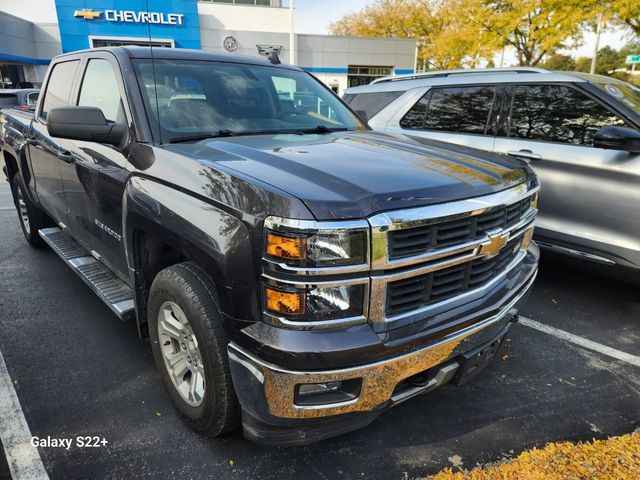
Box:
[263,217,369,325]
[264,283,366,321]
[264,217,368,268]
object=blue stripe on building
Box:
[0,53,51,65]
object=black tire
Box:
[11,175,53,248]
[148,262,239,435]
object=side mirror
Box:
[593,125,640,153]
[47,106,126,145]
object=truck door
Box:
[29,59,81,224]
[58,53,131,280]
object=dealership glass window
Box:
[40,60,80,118]
[78,59,124,123]
[509,85,626,146]
[400,86,495,134]
[343,91,403,120]
[347,65,394,88]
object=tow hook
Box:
[508,308,520,323]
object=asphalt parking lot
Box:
[0,178,638,480]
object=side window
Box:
[78,59,124,122]
[41,60,80,118]
[509,85,626,146]
[400,86,496,134]
[400,91,430,129]
[424,86,495,134]
[343,91,403,120]
[27,92,39,106]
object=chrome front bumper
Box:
[228,265,536,422]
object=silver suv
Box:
[344,68,640,275]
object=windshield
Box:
[134,59,365,142]
[594,81,640,115]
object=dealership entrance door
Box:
[89,37,174,48]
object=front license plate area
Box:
[451,334,506,385]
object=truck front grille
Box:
[388,197,530,260]
[386,238,522,316]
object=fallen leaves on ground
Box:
[430,431,640,480]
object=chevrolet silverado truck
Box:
[1,47,539,446]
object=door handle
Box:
[26,137,38,146]
[506,149,542,161]
[57,151,75,164]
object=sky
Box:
[0,0,632,63]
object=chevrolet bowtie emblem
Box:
[74,9,102,20]
[478,232,509,259]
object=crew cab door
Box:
[58,53,131,279]
[28,59,81,224]
[493,83,640,263]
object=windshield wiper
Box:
[294,125,351,134]
[168,130,235,143]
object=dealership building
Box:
[0,0,417,94]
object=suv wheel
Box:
[148,262,239,435]
[11,175,52,248]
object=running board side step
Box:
[38,227,135,320]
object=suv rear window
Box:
[343,91,403,120]
[400,86,496,134]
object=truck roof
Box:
[53,46,302,71]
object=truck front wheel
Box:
[11,175,51,248]
[148,262,239,436]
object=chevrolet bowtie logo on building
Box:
[74,9,101,20]
[478,232,510,259]
[74,8,184,25]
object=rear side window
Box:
[78,59,124,123]
[343,91,403,120]
[41,60,80,118]
[27,92,39,106]
[509,84,627,146]
[0,94,18,106]
[400,86,496,134]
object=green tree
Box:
[540,53,577,70]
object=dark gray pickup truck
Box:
[1,47,539,446]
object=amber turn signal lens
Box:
[266,232,307,260]
[521,227,535,250]
[265,287,305,315]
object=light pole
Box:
[590,17,602,75]
[289,0,296,65]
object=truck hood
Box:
[165,131,535,220]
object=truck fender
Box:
[123,175,260,338]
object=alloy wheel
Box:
[157,301,206,407]
[15,183,30,234]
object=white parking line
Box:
[0,349,49,480]
[518,316,640,368]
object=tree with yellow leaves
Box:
[330,0,635,68]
